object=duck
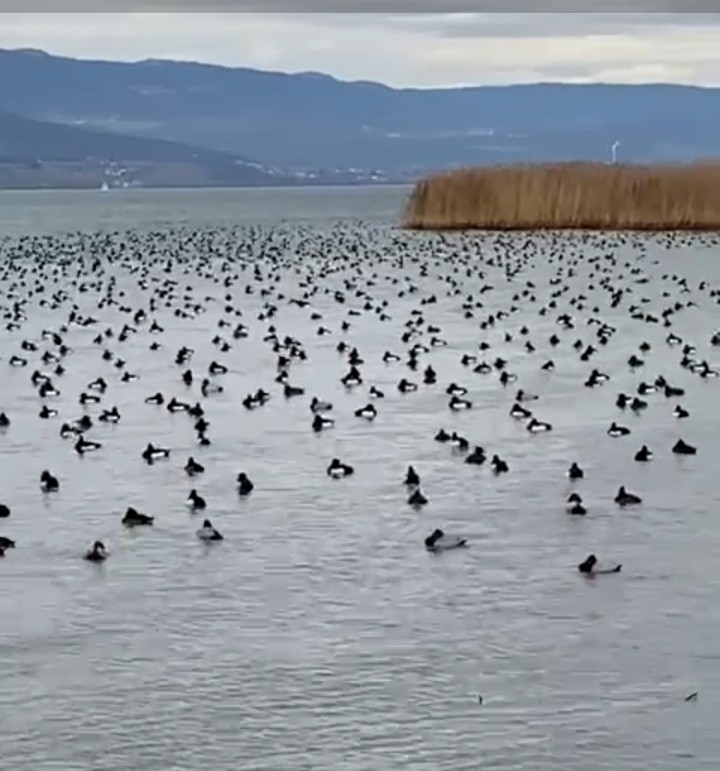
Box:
[607,422,630,437]
[141,443,170,463]
[354,404,377,420]
[673,405,690,419]
[197,519,223,541]
[449,395,472,410]
[122,507,154,526]
[578,554,621,574]
[614,486,642,506]
[208,361,228,375]
[408,488,428,507]
[188,489,207,510]
[450,432,469,451]
[237,472,254,496]
[672,439,697,455]
[398,378,418,393]
[510,403,532,420]
[434,428,451,443]
[404,466,420,486]
[201,379,224,397]
[567,493,587,515]
[327,458,354,478]
[98,406,121,423]
[84,541,108,562]
[145,392,164,405]
[464,446,486,465]
[39,405,58,419]
[0,413,9,428]
[40,470,59,492]
[568,462,584,480]
[0,503,9,518]
[184,457,205,476]
[634,445,653,462]
[446,383,468,396]
[284,383,305,398]
[527,418,552,432]
[424,528,467,552]
[516,389,538,402]
[310,397,333,413]
[312,413,334,432]
[369,386,385,399]
[167,397,190,413]
[491,455,509,474]
[0,536,16,550]
[75,436,102,455]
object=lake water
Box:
[0,186,719,770]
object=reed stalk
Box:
[404,163,720,231]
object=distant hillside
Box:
[1,48,720,182]
[0,106,286,189]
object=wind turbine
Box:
[611,140,621,165]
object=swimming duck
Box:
[84,541,108,562]
[237,472,254,496]
[185,457,205,476]
[284,383,305,398]
[98,406,121,423]
[673,405,689,419]
[616,393,630,409]
[122,507,154,526]
[449,395,472,410]
[491,455,509,474]
[630,397,648,412]
[40,470,59,492]
[39,405,58,419]
[354,404,377,420]
[201,379,224,397]
[0,413,9,428]
[527,418,552,433]
[450,432,469,451]
[516,389,538,402]
[188,489,207,510]
[398,378,418,393]
[578,554,621,574]
[434,428,451,443]
[568,462,584,479]
[197,519,223,541]
[634,445,653,462]
[464,446,486,465]
[75,436,102,455]
[145,392,164,405]
[446,383,468,396]
[312,413,335,432]
[424,528,467,552]
[615,486,642,506]
[141,443,170,463]
[423,366,437,385]
[672,439,697,455]
[408,488,428,507]
[404,466,420,486]
[87,377,108,393]
[167,397,190,413]
[567,493,587,515]
[369,386,385,399]
[0,536,15,550]
[310,397,333,413]
[209,361,228,375]
[327,458,354,478]
[607,422,630,437]
[0,504,9,518]
[510,403,532,419]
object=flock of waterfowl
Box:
[0,225,718,577]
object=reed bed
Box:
[404,163,720,231]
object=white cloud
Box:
[0,12,718,87]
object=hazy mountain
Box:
[0,105,288,189]
[1,47,720,184]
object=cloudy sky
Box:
[0,9,719,87]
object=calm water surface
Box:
[0,187,719,770]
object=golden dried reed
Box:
[404,163,720,231]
